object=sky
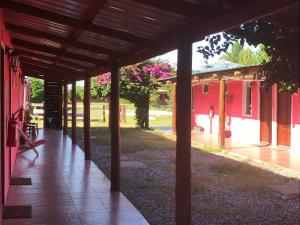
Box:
[155,40,222,71]
[75,33,257,85]
[155,36,258,71]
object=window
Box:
[202,84,208,93]
[244,81,252,115]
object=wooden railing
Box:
[30,103,126,123]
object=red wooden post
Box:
[108,97,111,128]
[172,83,176,135]
[1,47,6,205]
[110,61,120,192]
[176,33,192,225]
[71,81,77,145]
[63,83,68,135]
[219,79,225,148]
[84,77,91,160]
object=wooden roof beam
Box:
[265,16,300,32]
[20,57,85,75]
[15,49,90,70]
[12,38,106,65]
[6,23,129,58]
[120,0,298,67]
[22,69,76,82]
[0,0,149,44]
[130,0,219,18]
[21,63,86,80]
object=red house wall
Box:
[192,80,259,128]
[193,79,300,149]
[0,9,26,204]
[292,93,300,125]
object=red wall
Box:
[292,93,300,126]
[192,80,259,128]
[0,9,26,205]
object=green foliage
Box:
[221,40,270,66]
[29,77,44,103]
[150,86,173,108]
[96,59,173,128]
[91,77,110,100]
[76,85,84,101]
[198,20,299,92]
[68,84,84,101]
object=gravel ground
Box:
[78,142,300,225]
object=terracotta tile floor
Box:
[1,129,149,225]
[192,131,300,172]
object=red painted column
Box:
[1,47,6,205]
[71,81,77,145]
[176,33,192,225]
[218,79,225,148]
[63,83,68,135]
[84,77,91,160]
[110,61,120,192]
[172,83,176,135]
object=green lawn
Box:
[34,102,172,128]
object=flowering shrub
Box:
[97,60,173,128]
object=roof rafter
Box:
[20,57,85,75]
[121,0,299,67]
[6,23,129,58]
[130,0,219,18]
[12,38,106,65]
[22,68,79,82]
[15,49,90,70]
[0,0,148,44]
[21,63,86,80]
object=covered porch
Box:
[4,128,148,225]
[191,130,300,172]
[0,0,299,224]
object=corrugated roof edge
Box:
[160,63,262,82]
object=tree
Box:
[97,60,173,128]
[221,40,270,66]
[29,77,44,103]
[67,84,84,101]
[198,20,299,92]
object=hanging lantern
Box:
[8,50,19,72]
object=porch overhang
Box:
[0,0,298,81]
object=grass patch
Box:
[74,127,176,153]
[196,205,246,215]
[208,158,290,191]
[191,175,215,195]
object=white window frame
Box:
[243,81,253,116]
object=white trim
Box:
[242,81,253,116]
[272,84,278,147]
[257,81,261,142]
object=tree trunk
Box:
[135,95,149,129]
[145,102,149,129]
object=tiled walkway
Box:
[1,129,149,225]
[191,131,300,172]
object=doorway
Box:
[260,88,272,143]
[277,91,291,147]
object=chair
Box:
[24,123,38,137]
[17,127,46,157]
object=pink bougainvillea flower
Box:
[98,72,111,85]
